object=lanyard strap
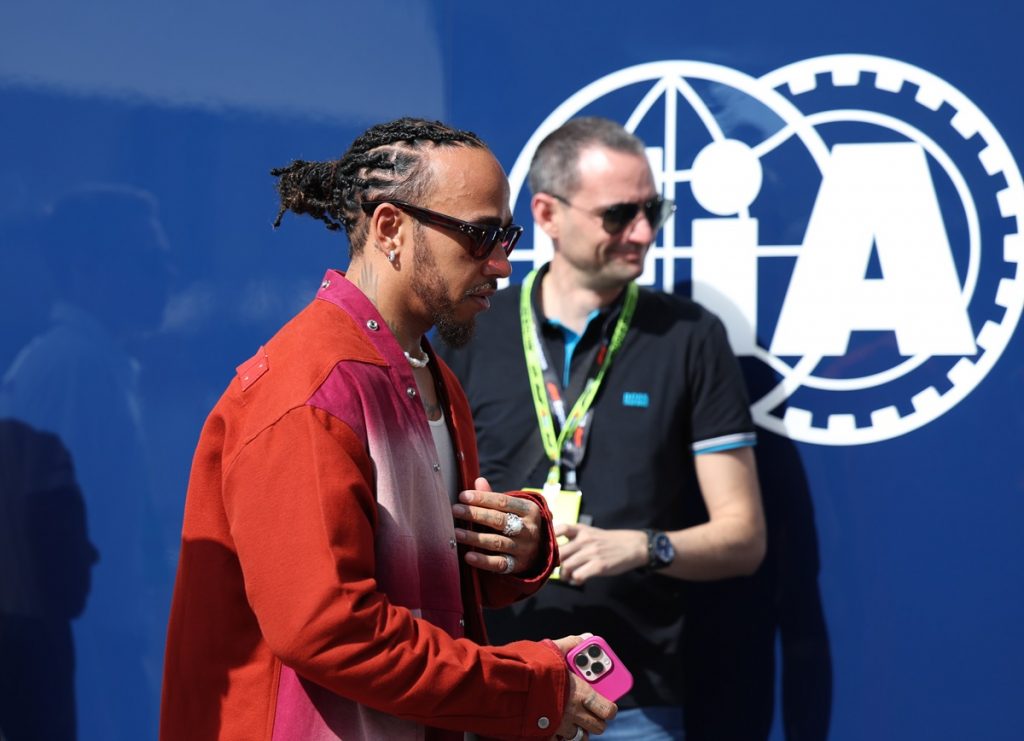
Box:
[520,268,638,485]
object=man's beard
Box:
[411,238,476,348]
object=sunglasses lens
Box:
[502,226,523,256]
[645,198,675,231]
[472,231,498,259]
[601,203,641,234]
[472,226,522,259]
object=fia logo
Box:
[507,56,1024,446]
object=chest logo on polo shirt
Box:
[507,56,1023,446]
[622,391,650,408]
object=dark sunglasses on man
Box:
[550,193,676,236]
[362,199,523,259]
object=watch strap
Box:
[643,528,674,571]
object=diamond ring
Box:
[502,512,524,537]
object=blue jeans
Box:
[600,706,684,740]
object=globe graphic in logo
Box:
[507,57,1024,445]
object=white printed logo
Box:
[507,56,1024,445]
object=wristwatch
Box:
[644,529,675,571]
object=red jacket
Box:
[161,271,567,740]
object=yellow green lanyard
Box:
[520,269,638,486]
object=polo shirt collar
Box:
[529,262,632,330]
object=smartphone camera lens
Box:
[587,645,601,658]
[574,654,589,668]
[591,661,606,675]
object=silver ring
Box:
[502,512,524,537]
[501,554,517,574]
[569,726,585,741]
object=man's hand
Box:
[452,477,543,575]
[555,524,647,586]
[549,634,617,739]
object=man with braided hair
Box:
[160,118,615,741]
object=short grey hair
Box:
[527,117,647,198]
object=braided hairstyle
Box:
[271,117,485,255]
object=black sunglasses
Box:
[361,199,523,259]
[551,193,676,235]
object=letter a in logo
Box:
[771,142,976,357]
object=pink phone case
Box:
[565,636,633,701]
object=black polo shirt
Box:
[439,265,756,708]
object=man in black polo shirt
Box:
[439,117,766,740]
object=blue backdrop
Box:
[1,2,1021,739]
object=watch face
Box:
[652,532,675,567]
